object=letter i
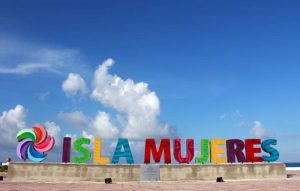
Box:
[62,137,71,163]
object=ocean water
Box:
[285,163,300,167]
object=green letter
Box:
[73,137,91,163]
[195,139,209,163]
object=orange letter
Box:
[211,139,227,163]
[93,138,110,164]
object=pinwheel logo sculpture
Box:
[16,124,55,162]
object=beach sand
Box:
[0,170,299,191]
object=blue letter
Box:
[112,138,134,164]
[261,139,279,162]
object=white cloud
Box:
[88,111,119,138]
[64,134,78,144]
[82,131,94,140]
[250,120,272,139]
[37,91,50,102]
[218,110,245,126]
[58,111,89,129]
[0,105,62,149]
[0,63,54,74]
[62,73,88,97]
[231,110,246,128]
[231,109,242,121]
[90,58,176,139]
[65,133,77,139]
[44,121,62,146]
[59,110,120,139]
[0,36,84,75]
[0,105,27,144]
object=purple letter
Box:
[226,139,246,163]
[62,137,71,163]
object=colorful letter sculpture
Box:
[245,139,263,162]
[16,127,280,164]
[226,139,246,163]
[195,139,209,163]
[144,138,171,163]
[73,138,91,163]
[16,124,55,162]
[173,139,194,163]
[211,139,227,163]
[112,138,134,164]
[94,138,110,164]
[261,139,279,162]
[62,137,71,163]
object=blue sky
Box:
[0,0,300,162]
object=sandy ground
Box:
[0,171,299,191]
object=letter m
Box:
[144,138,171,164]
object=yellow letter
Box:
[93,138,110,164]
[210,139,227,163]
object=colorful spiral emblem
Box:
[16,124,55,162]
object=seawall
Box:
[7,162,286,182]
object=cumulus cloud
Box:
[90,58,176,139]
[0,105,63,161]
[250,121,272,139]
[0,105,63,145]
[0,35,84,75]
[60,58,176,141]
[58,111,89,129]
[0,105,27,144]
[62,73,88,97]
[87,111,119,138]
[44,121,62,145]
[59,110,120,139]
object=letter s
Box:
[261,139,279,162]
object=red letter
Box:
[174,139,194,163]
[245,139,263,162]
[144,138,171,164]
